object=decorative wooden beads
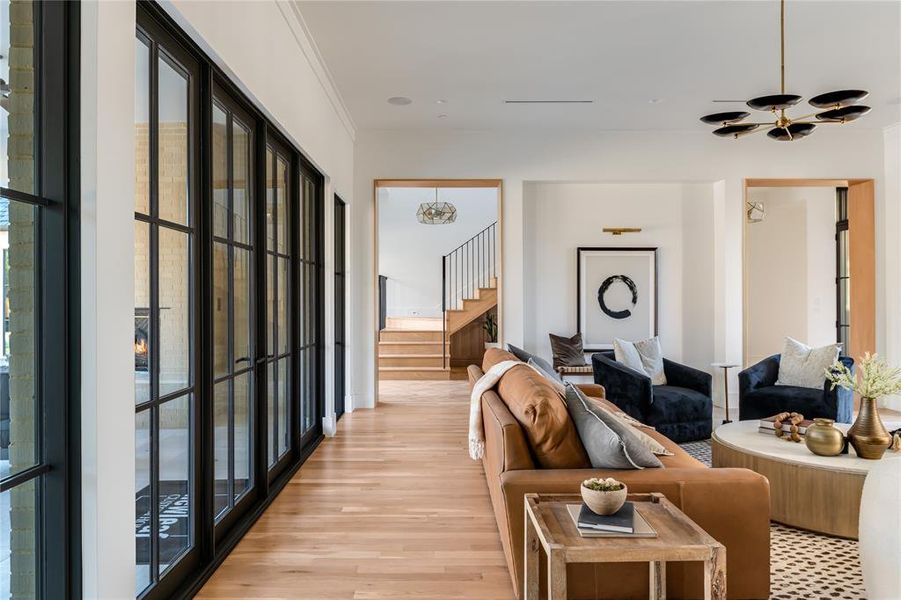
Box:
[772,411,805,443]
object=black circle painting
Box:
[597,275,638,320]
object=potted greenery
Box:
[580,477,628,515]
[483,312,500,349]
[826,353,901,459]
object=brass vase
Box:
[848,397,892,460]
[805,418,845,456]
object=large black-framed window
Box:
[135,4,326,598]
[0,1,80,599]
[334,196,346,420]
[133,14,202,598]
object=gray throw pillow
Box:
[508,343,562,382]
[549,333,588,369]
[563,384,663,469]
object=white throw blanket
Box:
[469,360,549,460]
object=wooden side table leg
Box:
[649,561,666,600]
[547,548,567,600]
[704,547,726,600]
[524,513,539,600]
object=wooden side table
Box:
[523,493,726,600]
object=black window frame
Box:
[835,187,850,351]
[136,4,326,599]
[133,11,204,599]
[0,1,81,598]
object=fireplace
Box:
[135,308,150,372]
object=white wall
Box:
[81,2,355,597]
[378,187,497,317]
[523,182,717,368]
[883,124,901,411]
[352,128,888,410]
[745,187,836,365]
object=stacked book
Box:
[566,502,657,538]
[758,415,814,437]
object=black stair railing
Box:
[440,221,498,367]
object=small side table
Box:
[711,362,739,424]
[523,492,726,600]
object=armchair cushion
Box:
[742,386,836,422]
[646,386,713,443]
[775,337,839,389]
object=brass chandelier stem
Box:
[780,0,785,94]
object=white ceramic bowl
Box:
[580,483,628,516]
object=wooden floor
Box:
[197,380,515,600]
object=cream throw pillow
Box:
[775,337,840,390]
[613,336,667,385]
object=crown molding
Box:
[279,1,357,142]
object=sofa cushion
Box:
[564,385,662,469]
[744,385,835,420]
[483,349,589,469]
[585,396,673,457]
[482,347,519,372]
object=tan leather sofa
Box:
[469,353,771,600]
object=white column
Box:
[80,1,137,598]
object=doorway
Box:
[743,179,875,365]
[373,180,503,389]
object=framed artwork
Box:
[576,247,658,351]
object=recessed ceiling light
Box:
[437,114,447,119]
[387,96,412,106]
[648,98,663,104]
[436,99,447,104]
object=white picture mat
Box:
[578,249,656,350]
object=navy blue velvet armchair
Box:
[738,354,854,423]
[591,351,713,443]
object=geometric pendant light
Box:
[416,188,457,225]
[701,0,870,141]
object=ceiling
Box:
[296,1,901,132]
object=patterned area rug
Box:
[680,440,865,600]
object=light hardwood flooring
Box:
[197,380,515,600]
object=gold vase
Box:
[805,418,845,456]
[848,397,892,460]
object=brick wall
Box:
[7,1,37,597]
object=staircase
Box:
[378,222,498,380]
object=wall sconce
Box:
[603,227,642,235]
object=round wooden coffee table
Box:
[711,419,901,539]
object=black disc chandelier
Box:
[701,0,870,141]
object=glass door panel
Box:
[211,94,255,526]
[299,174,320,439]
[265,145,292,471]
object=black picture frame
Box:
[576,247,658,352]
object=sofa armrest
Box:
[739,354,780,396]
[663,359,712,397]
[500,467,770,600]
[591,352,652,420]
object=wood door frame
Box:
[742,178,876,368]
[372,179,504,402]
